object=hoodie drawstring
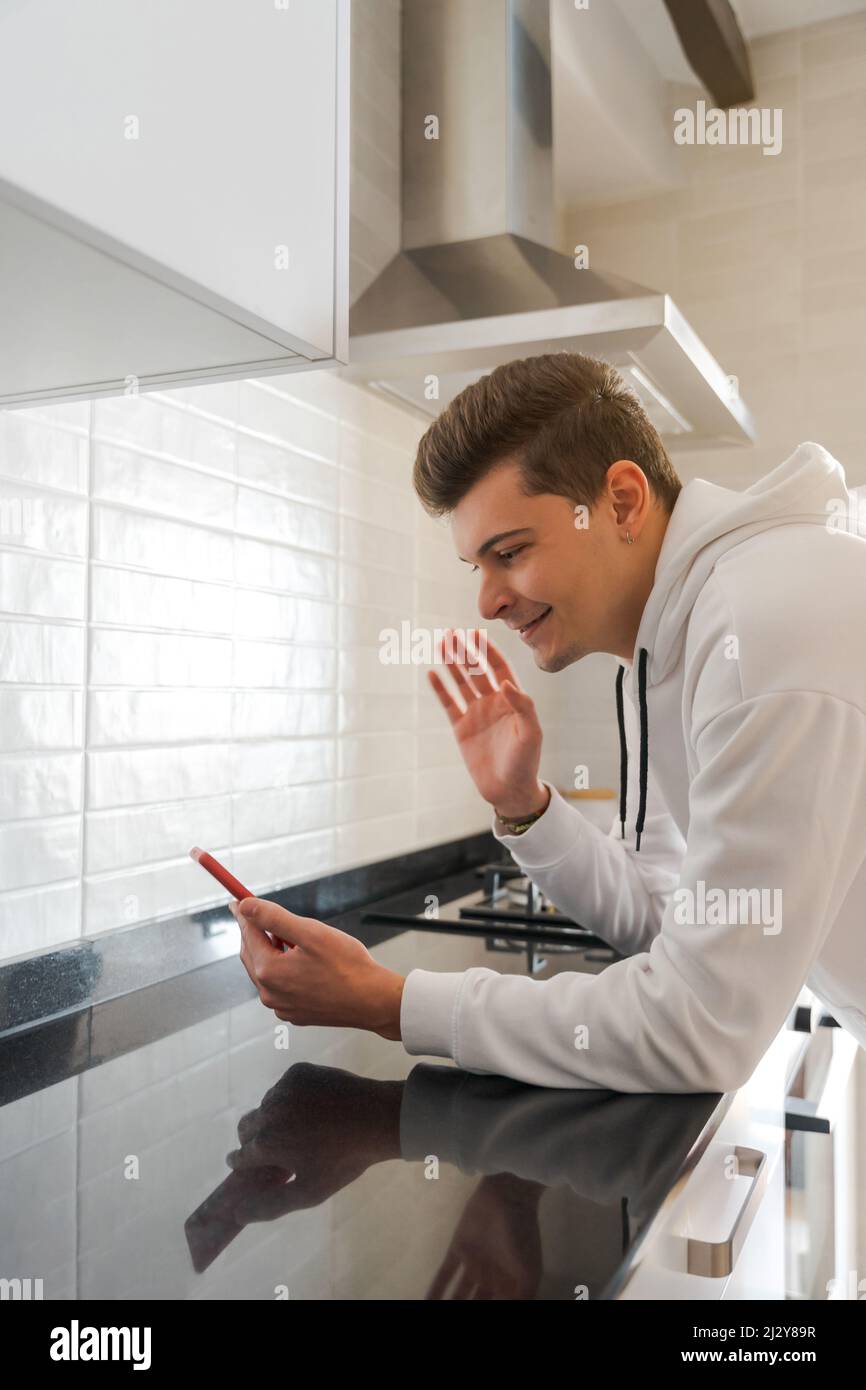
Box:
[615,665,628,840]
[614,648,649,852]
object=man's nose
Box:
[477,573,511,623]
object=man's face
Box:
[451,457,637,672]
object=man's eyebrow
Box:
[458,528,533,564]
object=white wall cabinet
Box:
[0,0,349,407]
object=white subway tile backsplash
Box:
[158,407,237,476]
[236,434,339,509]
[234,536,337,598]
[235,484,338,553]
[0,753,82,820]
[153,379,240,426]
[92,444,237,526]
[90,565,234,635]
[232,827,336,890]
[339,645,416,695]
[0,549,86,621]
[338,692,416,735]
[85,797,233,875]
[91,503,233,581]
[415,575,475,614]
[231,690,336,740]
[0,816,81,891]
[93,394,165,452]
[339,514,415,573]
[339,559,408,607]
[83,857,234,933]
[0,881,81,958]
[232,639,335,689]
[89,629,233,687]
[338,424,417,489]
[339,603,413,646]
[0,413,87,494]
[339,466,416,530]
[336,810,419,865]
[229,738,335,794]
[0,340,580,958]
[339,730,416,779]
[87,689,232,746]
[416,802,489,845]
[232,589,336,644]
[0,687,82,751]
[238,382,340,461]
[86,744,235,810]
[336,771,416,824]
[232,781,335,845]
[0,620,84,684]
[0,479,87,557]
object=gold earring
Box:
[626,530,634,545]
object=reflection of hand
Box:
[225,1064,403,1222]
[427,1173,545,1299]
[229,897,405,1040]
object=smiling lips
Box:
[517,606,552,640]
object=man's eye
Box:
[469,545,526,574]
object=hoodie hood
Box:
[618,441,853,850]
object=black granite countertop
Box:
[0,836,728,1301]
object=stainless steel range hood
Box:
[342,0,756,448]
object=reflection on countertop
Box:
[0,876,728,1300]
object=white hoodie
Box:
[400,442,866,1092]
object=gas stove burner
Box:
[503,874,551,912]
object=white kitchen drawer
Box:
[617,1027,802,1299]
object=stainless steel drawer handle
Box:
[786,1029,860,1134]
[685,1145,768,1278]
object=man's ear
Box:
[607,460,648,533]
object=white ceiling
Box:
[621,0,866,84]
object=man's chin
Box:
[533,641,585,674]
[530,647,572,675]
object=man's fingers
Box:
[436,627,522,699]
[499,679,531,712]
[444,628,496,696]
[499,680,540,731]
[238,898,317,952]
[438,633,483,703]
[442,661,479,705]
[427,669,465,726]
[230,897,283,954]
[239,917,283,977]
[483,638,520,691]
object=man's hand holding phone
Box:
[190,847,405,1037]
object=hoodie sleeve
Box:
[487,687,686,957]
[400,686,866,1093]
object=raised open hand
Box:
[427,629,548,820]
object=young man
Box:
[233,352,866,1093]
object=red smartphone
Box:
[189,847,293,950]
[190,846,253,901]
